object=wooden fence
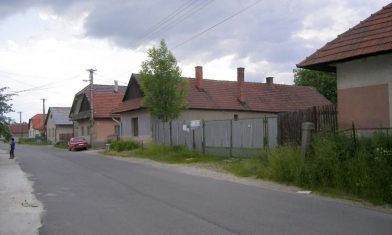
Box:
[278,104,337,145]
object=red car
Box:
[68,137,89,151]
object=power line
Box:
[135,0,198,44]
[142,0,215,43]
[172,0,262,50]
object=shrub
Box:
[225,131,392,204]
[110,140,140,152]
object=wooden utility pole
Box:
[85,69,96,148]
[18,111,22,124]
[41,98,46,140]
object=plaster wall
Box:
[336,53,392,128]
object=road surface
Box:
[1,143,391,235]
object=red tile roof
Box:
[9,123,28,134]
[112,76,330,114]
[93,92,126,118]
[73,84,127,118]
[29,114,46,130]
[297,3,392,71]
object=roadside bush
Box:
[110,140,140,152]
[225,131,392,205]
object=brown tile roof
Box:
[10,123,28,134]
[112,76,330,114]
[29,114,46,130]
[297,3,392,71]
[93,92,126,118]
[74,84,127,118]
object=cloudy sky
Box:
[1,0,389,122]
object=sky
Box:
[0,0,390,123]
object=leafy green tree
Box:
[140,39,188,122]
[293,68,337,104]
[0,87,13,141]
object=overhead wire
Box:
[134,0,199,45]
[142,0,215,43]
[172,0,262,50]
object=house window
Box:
[234,114,239,121]
[132,117,139,137]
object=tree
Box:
[0,87,13,141]
[293,68,337,104]
[140,39,188,122]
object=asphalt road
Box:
[1,143,391,235]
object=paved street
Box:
[1,143,391,235]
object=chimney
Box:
[195,66,203,90]
[266,77,274,84]
[114,80,119,93]
[237,67,245,103]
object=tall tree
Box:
[0,87,13,141]
[140,39,188,122]
[293,68,337,104]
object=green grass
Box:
[54,142,68,149]
[224,132,392,205]
[18,138,51,145]
[104,144,227,164]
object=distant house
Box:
[28,114,46,138]
[112,66,331,143]
[45,107,73,144]
[9,123,28,140]
[297,3,392,129]
[69,83,126,148]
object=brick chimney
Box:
[114,80,119,93]
[237,67,245,103]
[195,66,204,90]
[266,77,274,84]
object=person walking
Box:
[9,138,15,159]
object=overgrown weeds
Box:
[225,132,392,205]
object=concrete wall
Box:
[336,53,392,129]
[46,116,72,143]
[178,109,275,121]
[73,119,118,148]
[119,109,274,143]
[120,110,152,143]
[28,127,41,138]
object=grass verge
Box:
[54,142,68,149]
[103,144,227,164]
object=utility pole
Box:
[84,69,96,148]
[18,112,22,124]
[41,98,46,140]
[41,98,46,116]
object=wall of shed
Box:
[120,110,152,143]
[178,109,276,121]
[336,53,392,129]
[119,109,275,143]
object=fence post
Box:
[169,121,173,146]
[202,120,205,154]
[230,120,233,157]
[301,122,315,161]
[192,129,196,150]
[263,117,269,148]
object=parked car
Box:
[68,137,89,151]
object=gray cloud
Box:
[1,0,390,81]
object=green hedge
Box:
[110,140,140,152]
